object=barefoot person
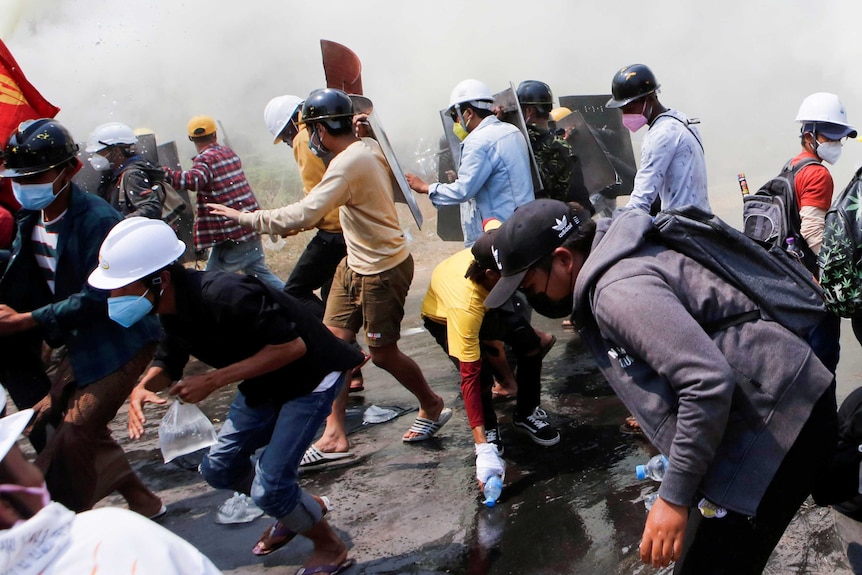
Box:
[89,217,363,573]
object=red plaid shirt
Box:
[165,143,260,251]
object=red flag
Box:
[0,38,59,146]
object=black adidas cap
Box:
[484,199,582,308]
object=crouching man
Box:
[87,217,364,574]
[484,199,837,574]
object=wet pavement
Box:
[95,247,862,575]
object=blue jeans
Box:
[199,374,343,519]
[206,237,284,290]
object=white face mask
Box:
[815,140,843,164]
[88,154,111,171]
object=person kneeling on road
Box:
[87,217,364,575]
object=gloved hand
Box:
[475,442,505,485]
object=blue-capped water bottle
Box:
[483,475,503,507]
[636,454,668,482]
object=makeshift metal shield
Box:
[72,144,103,195]
[552,110,617,196]
[493,83,543,196]
[558,94,637,198]
[321,40,363,95]
[434,117,463,242]
[156,140,195,263]
[350,95,423,229]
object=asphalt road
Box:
[93,240,862,575]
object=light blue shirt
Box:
[626,109,711,214]
[429,116,534,246]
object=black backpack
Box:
[742,157,820,273]
[120,163,192,230]
[819,167,862,317]
[653,206,826,339]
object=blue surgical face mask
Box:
[108,289,153,328]
[11,170,67,211]
[308,125,329,158]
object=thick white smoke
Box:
[4,0,862,221]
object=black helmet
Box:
[517,81,554,115]
[606,64,660,109]
[301,88,354,132]
[2,119,79,178]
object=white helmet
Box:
[85,122,138,153]
[88,217,186,290]
[448,79,494,111]
[795,92,857,139]
[264,95,304,144]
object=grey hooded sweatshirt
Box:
[573,209,833,516]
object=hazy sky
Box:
[4,0,862,220]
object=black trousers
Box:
[283,230,346,320]
[674,383,838,575]
[480,293,542,417]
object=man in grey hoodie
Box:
[483,199,837,574]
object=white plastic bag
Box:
[158,400,217,463]
[362,405,399,425]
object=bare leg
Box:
[310,326,355,454]
[483,340,518,397]
[369,342,444,440]
[300,517,349,571]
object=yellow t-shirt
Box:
[421,248,488,363]
[292,130,341,233]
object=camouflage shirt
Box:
[527,124,571,202]
[526,124,592,213]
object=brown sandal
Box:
[251,496,330,556]
[252,521,297,556]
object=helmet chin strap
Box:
[149,275,164,313]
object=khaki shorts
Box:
[324,254,414,347]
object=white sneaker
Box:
[215,492,264,524]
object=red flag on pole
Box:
[0,39,59,145]
[0,39,60,217]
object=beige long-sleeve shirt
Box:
[239,138,408,275]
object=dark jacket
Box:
[573,209,834,516]
[152,269,365,406]
[0,185,161,387]
[97,156,164,219]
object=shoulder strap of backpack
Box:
[653,113,704,153]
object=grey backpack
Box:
[742,157,820,273]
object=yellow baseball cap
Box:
[187,115,217,138]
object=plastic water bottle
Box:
[643,492,659,511]
[483,475,503,507]
[635,454,668,482]
[785,237,804,262]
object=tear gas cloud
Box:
[4,0,861,221]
